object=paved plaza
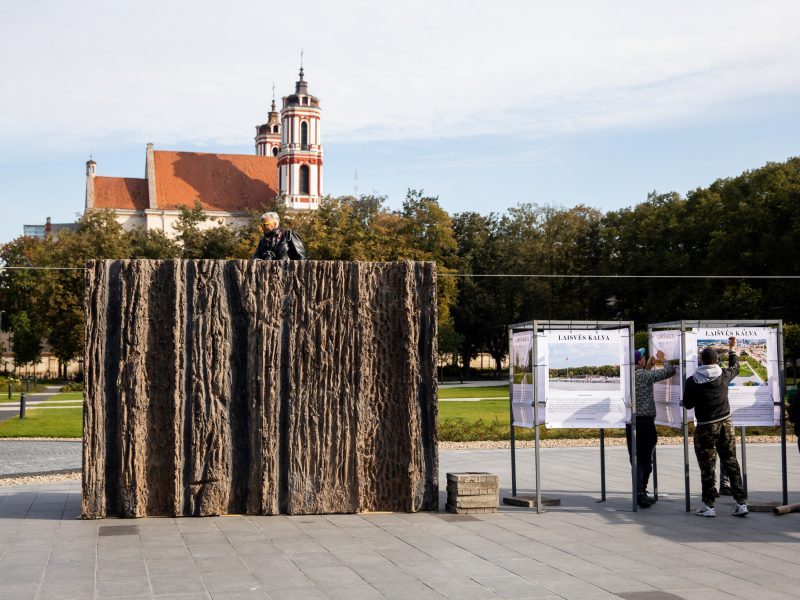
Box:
[0,444,798,600]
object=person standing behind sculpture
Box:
[252,212,307,260]
[626,348,676,508]
[684,337,748,517]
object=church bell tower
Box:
[255,85,282,157]
[277,65,323,209]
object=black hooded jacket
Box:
[683,351,739,425]
[252,228,307,261]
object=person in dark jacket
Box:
[252,212,307,261]
[684,337,748,517]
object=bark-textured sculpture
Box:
[83,260,437,518]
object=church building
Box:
[85,67,323,234]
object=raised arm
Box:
[643,349,677,383]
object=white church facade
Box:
[85,66,324,234]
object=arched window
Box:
[272,147,278,157]
[300,165,310,195]
[301,121,308,149]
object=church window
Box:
[301,121,309,149]
[300,165,310,195]
[272,147,278,157]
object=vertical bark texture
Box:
[83,260,438,518]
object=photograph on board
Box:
[548,342,621,392]
[696,336,768,387]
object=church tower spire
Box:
[255,82,282,156]
[278,60,323,209]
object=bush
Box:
[60,382,83,392]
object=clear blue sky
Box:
[2,1,799,244]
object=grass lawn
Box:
[0,389,79,404]
[0,391,83,438]
[743,356,768,381]
[0,384,785,441]
[737,363,754,377]
[0,393,26,404]
[0,378,48,398]
[0,407,82,438]
[0,388,49,403]
[439,385,508,399]
[38,392,83,407]
[439,398,633,441]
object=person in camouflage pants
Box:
[694,418,745,507]
[684,337,748,517]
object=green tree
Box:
[40,211,131,372]
[172,202,245,259]
[128,228,181,259]
[173,202,208,258]
[9,311,44,369]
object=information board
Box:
[650,330,689,427]
[690,327,780,426]
[510,330,537,427]
[543,329,630,428]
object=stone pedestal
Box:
[446,472,498,514]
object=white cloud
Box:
[1,0,799,152]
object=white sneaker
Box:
[732,503,749,517]
[695,503,716,517]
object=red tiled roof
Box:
[93,177,149,210]
[154,151,279,212]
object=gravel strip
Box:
[0,471,80,487]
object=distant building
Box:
[23,217,78,239]
[84,66,324,236]
[0,330,80,379]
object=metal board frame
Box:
[509,320,638,514]
[647,319,788,510]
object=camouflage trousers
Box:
[694,418,746,506]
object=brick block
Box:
[447,494,498,509]
[446,503,497,515]
[446,472,499,485]
[447,483,498,496]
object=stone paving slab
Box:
[0,445,798,599]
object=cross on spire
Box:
[299,49,305,80]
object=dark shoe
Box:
[719,486,732,496]
[637,493,654,508]
[713,488,720,498]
